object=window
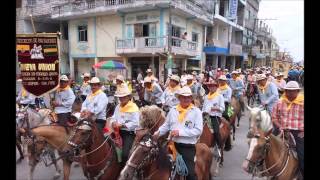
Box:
[245,10,249,19]
[242,37,247,45]
[192,32,198,42]
[45,0,50,3]
[27,0,36,6]
[78,25,88,42]
[248,10,251,20]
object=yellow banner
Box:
[17,45,30,51]
[44,48,58,53]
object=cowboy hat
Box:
[192,71,197,75]
[89,77,101,84]
[255,74,267,81]
[146,69,153,73]
[203,78,218,85]
[276,72,284,77]
[60,75,69,81]
[224,69,229,72]
[116,74,124,82]
[218,75,228,81]
[284,81,301,90]
[83,73,90,78]
[186,75,193,80]
[114,85,131,97]
[170,75,180,82]
[217,68,221,71]
[175,86,192,98]
[231,71,239,74]
[143,76,152,83]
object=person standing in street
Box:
[80,73,91,101]
[271,81,304,178]
[81,77,108,132]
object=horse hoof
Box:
[53,173,61,179]
[219,163,223,167]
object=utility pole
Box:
[167,2,173,76]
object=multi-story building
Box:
[51,0,214,83]
[204,0,245,71]
[255,20,273,67]
[16,0,70,75]
[242,0,260,68]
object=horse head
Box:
[242,128,273,174]
[247,105,273,137]
[119,132,160,180]
[138,105,165,135]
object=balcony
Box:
[116,36,199,57]
[229,43,242,56]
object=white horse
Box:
[247,105,273,134]
[17,106,61,180]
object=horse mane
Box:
[155,144,171,171]
[249,107,273,132]
[139,105,165,130]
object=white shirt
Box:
[202,93,225,117]
[218,86,232,103]
[161,87,180,108]
[80,82,91,96]
[273,79,286,90]
[144,83,163,104]
[109,104,140,132]
[16,89,36,105]
[81,90,108,120]
[54,88,75,114]
[158,105,203,144]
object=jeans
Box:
[119,130,135,166]
[95,119,106,133]
[290,130,304,177]
[174,142,197,180]
[57,112,71,126]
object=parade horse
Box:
[61,115,121,180]
[119,105,212,180]
[228,96,242,141]
[244,106,302,180]
[17,106,62,180]
[246,83,257,106]
[199,112,231,176]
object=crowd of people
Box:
[16,65,304,179]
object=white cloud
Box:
[258,0,304,62]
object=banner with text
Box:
[228,0,238,20]
[17,34,60,96]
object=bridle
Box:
[126,133,160,179]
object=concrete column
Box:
[231,56,236,71]
[213,55,218,69]
[184,59,187,71]
[69,56,74,79]
[221,56,226,69]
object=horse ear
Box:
[264,129,273,137]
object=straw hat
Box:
[284,81,301,90]
[255,74,267,81]
[144,76,152,83]
[231,71,239,74]
[89,77,101,84]
[146,69,153,73]
[60,75,69,81]
[276,72,284,77]
[116,75,124,82]
[175,86,192,98]
[186,75,193,80]
[218,75,228,81]
[224,69,229,72]
[114,85,131,97]
[170,75,180,82]
[83,73,90,78]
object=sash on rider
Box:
[119,101,139,113]
[176,104,194,123]
[280,93,304,111]
[87,89,103,102]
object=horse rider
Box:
[255,74,279,113]
[80,77,108,132]
[143,76,163,107]
[80,73,91,102]
[109,85,139,166]
[180,70,188,86]
[217,75,232,121]
[146,68,158,83]
[154,86,203,180]
[229,71,245,118]
[186,74,203,107]
[16,84,36,109]
[203,79,225,156]
[161,75,181,112]
[274,72,286,97]
[51,75,76,126]
[265,71,275,82]
[271,81,304,178]
[224,69,231,79]
[115,74,129,91]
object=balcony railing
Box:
[116,36,199,56]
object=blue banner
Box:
[229,0,238,20]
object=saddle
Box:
[279,131,298,160]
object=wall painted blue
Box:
[203,46,229,55]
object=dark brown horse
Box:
[62,116,121,180]
[199,113,231,177]
[242,129,301,180]
[229,96,242,141]
[119,105,212,180]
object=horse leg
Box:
[16,141,24,162]
[233,125,236,141]
[237,112,241,128]
[49,149,61,179]
[63,159,72,180]
[27,153,38,180]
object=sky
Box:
[258,0,304,62]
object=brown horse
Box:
[119,105,212,180]
[61,116,121,180]
[199,113,231,177]
[229,96,242,140]
[242,129,301,180]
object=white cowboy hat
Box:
[224,69,229,72]
[175,86,192,98]
[17,79,22,82]
[114,85,131,97]
[60,75,69,81]
[276,72,284,77]
[116,74,124,82]
[89,77,101,84]
[146,69,153,73]
[217,68,221,71]
[186,75,193,80]
[143,76,152,83]
[255,74,267,81]
[266,71,271,74]
[218,75,228,81]
[284,81,301,90]
[83,73,90,78]
[170,75,180,82]
[231,71,239,74]
[192,71,197,75]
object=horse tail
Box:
[224,135,232,151]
